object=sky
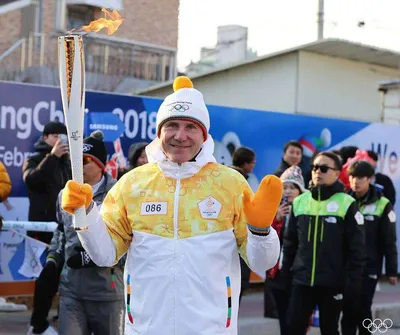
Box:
[177,0,400,71]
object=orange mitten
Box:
[62,180,93,215]
[243,175,283,235]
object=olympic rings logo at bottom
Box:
[362,318,393,333]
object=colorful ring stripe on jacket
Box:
[111,268,116,289]
[127,274,134,324]
[226,276,231,328]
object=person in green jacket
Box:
[282,151,366,335]
[341,160,397,335]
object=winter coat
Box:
[282,181,366,293]
[77,135,280,335]
[0,161,11,202]
[349,186,398,277]
[48,173,124,301]
[22,137,71,223]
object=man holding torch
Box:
[61,76,282,335]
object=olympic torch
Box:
[58,35,87,230]
[57,9,124,230]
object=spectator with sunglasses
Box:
[341,160,397,335]
[282,151,366,334]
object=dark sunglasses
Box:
[311,164,337,173]
[83,156,94,165]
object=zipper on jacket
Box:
[173,168,181,239]
[310,189,320,286]
[173,166,181,335]
[307,217,311,242]
[320,220,324,242]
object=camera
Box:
[281,195,289,205]
[59,134,68,145]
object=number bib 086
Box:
[140,202,168,215]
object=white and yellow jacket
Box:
[78,136,280,335]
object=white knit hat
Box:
[280,166,306,193]
[156,76,210,140]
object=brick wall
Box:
[0,7,22,54]
[0,0,178,85]
[94,0,179,49]
[42,0,56,34]
[0,0,56,54]
[0,0,179,53]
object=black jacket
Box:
[117,142,148,180]
[282,181,366,292]
[22,138,71,239]
[274,159,311,187]
[349,186,398,277]
[273,159,290,177]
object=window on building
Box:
[67,5,95,31]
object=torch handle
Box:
[69,137,88,231]
[74,207,87,231]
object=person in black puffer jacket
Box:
[341,160,397,335]
[282,151,366,335]
[22,121,71,243]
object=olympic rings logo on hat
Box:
[83,144,93,152]
[362,318,393,333]
[169,103,189,113]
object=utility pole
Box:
[317,0,324,40]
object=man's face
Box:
[349,175,371,195]
[83,155,103,184]
[43,133,61,147]
[311,155,340,186]
[160,119,204,164]
[283,145,302,166]
[243,158,256,174]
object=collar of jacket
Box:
[348,184,380,206]
[94,173,116,198]
[34,136,53,153]
[310,180,344,201]
[279,159,290,171]
[228,165,248,179]
[145,135,217,179]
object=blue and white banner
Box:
[1,81,399,281]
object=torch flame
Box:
[80,8,124,35]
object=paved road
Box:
[1,281,400,334]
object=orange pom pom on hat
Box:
[156,76,210,141]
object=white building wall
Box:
[297,51,400,122]
[142,53,299,114]
[380,88,400,124]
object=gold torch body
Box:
[58,35,87,231]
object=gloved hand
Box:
[35,261,60,299]
[62,180,93,215]
[36,261,58,292]
[67,246,95,269]
[243,175,283,235]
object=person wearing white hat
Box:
[60,76,283,335]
